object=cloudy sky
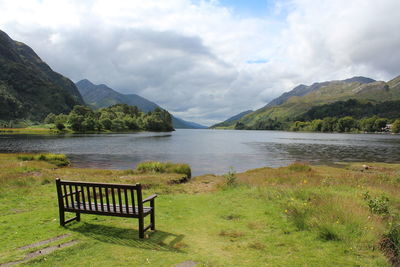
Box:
[1,0,400,125]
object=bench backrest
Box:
[56,178,144,215]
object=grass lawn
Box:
[0,154,399,266]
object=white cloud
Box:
[0,0,399,125]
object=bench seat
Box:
[64,202,153,217]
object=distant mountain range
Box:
[0,30,84,121]
[213,75,400,129]
[76,79,207,129]
[210,110,253,128]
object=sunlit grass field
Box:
[0,153,399,266]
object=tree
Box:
[336,116,356,132]
[309,119,323,132]
[70,105,93,117]
[44,113,56,124]
[68,114,84,132]
[111,119,127,131]
[82,117,96,131]
[392,119,400,133]
[359,117,377,132]
[374,118,388,131]
[321,117,337,132]
[100,118,112,130]
[55,122,65,131]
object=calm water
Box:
[0,129,400,176]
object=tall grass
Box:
[136,161,191,178]
[17,153,70,167]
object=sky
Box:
[0,0,400,125]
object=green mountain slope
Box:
[76,79,206,129]
[210,110,253,128]
[0,30,84,121]
[233,76,400,130]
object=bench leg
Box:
[76,212,81,222]
[150,209,155,230]
[59,209,65,226]
[138,217,145,239]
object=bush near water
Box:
[136,161,191,179]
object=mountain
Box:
[0,30,84,121]
[226,75,400,130]
[76,79,158,112]
[172,117,207,129]
[210,110,253,128]
[76,79,206,129]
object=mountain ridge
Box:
[0,29,84,121]
[76,79,206,129]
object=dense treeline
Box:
[298,99,400,121]
[44,104,174,132]
[289,116,400,133]
[234,115,400,133]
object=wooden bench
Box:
[55,178,157,238]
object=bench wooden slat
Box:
[80,185,86,211]
[68,185,74,209]
[111,188,116,212]
[117,188,123,213]
[74,185,80,209]
[99,187,104,212]
[93,186,98,211]
[130,189,136,214]
[86,186,92,211]
[105,187,110,212]
[63,184,69,207]
[124,188,129,215]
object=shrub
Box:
[286,205,309,231]
[318,225,340,241]
[363,191,390,215]
[136,161,191,178]
[224,167,237,187]
[288,162,311,172]
[17,155,34,161]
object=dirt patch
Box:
[1,240,78,267]
[18,234,70,250]
[174,261,198,267]
[380,236,400,267]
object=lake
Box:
[1,129,400,176]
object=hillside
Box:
[210,110,253,128]
[76,79,206,129]
[0,30,84,121]
[232,75,400,130]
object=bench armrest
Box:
[63,190,82,197]
[143,194,157,203]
